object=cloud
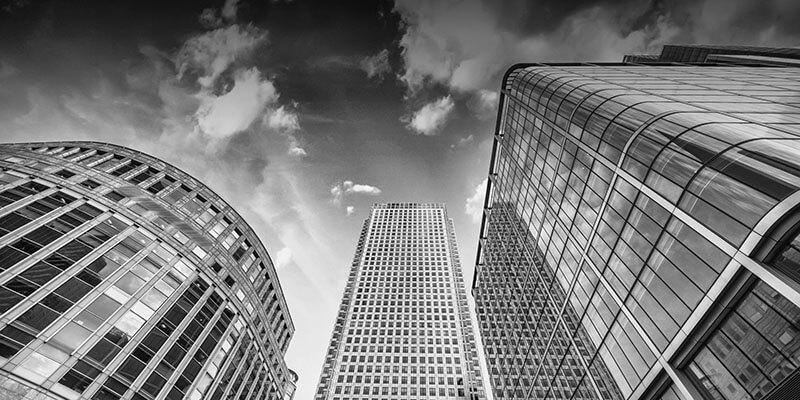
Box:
[222,0,240,21]
[344,181,382,195]
[450,134,474,149]
[395,0,505,93]
[274,246,293,269]
[393,0,683,95]
[477,89,498,112]
[287,136,307,157]
[196,67,278,139]
[465,178,487,223]
[405,95,454,135]
[198,8,223,29]
[331,180,382,206]
[360,49,391,80]
[175,24,267,88]
[265,105,300,133]
[346,206,355,216]
[330,185,344,206]
[263,105,306,157]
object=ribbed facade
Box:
[472,63,800,400]
[315,203,485,399]
[0,142,295,400]
[623,44,800,66]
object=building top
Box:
[372,202,447,209]
[1,141,296,337]
[624,44,800,65]
[477,59,800,287]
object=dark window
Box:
[55,169,76,179]
[80,179,101,189]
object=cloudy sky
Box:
[1,0,799,397]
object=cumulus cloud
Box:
[360,49,391,80]
[465,178,487,223]
[395,0,505,93]
[346,181,382,195]
[405,95,454,135]
[346,206,355,216]
[196,67,278,139]
[393,0,684,97]
[274,246,293,269]
[331,180,382,206]
[175,24,267,88]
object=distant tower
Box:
[473,47,800,400]
[314,203,485,399]
[0,142,295,400]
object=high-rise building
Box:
[0,142,296,400]
[623,44,800,67]
[472,55,800,400]
[315,203,485,399]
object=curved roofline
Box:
[3,140,297,332]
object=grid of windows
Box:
[473,63,800,400]
[315,203,485,399]
[0,142,295,400]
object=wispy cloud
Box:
[175,24,268,88]
[360,48,391,80]
[405,95,454,135]
[265,105,300,133]
[450,134,474,149]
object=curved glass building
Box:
[0,142,295,400]
[472,58,800,400]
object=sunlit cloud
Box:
[274,246,293,269]
[196,67,278,139]
[405,95,454,135]
[331,180,383,206]
[465,178,487,223]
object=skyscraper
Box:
[314,203,485,399]
[0,142,296,400]
[623,44,800,66]
[472,56,800,400]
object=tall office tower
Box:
[0,142,296,400]
[315,203,485,399]
[472,56,800,400]
[623,44,800,66]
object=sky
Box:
[1,0,799,398]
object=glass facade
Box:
[315,203,485,399]
[0,142,296,400]
[472,62,800,400]
[624,45,800,67]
